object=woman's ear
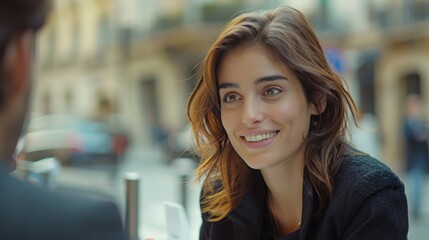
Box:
[3,31,34,102]
[310,92,327,115]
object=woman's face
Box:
[218,45,317,170]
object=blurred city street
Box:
[55,145,202,240]
[52,146,429,240]
[410,214,429,240]
[3,0,429,239]
[406,177,429,240]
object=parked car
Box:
[21,114,128,166]
[167,124,199,164]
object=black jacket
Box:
[199,154,408,240]
[0,162,129,240]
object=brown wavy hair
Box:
[186,6,361,221]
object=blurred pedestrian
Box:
[187,6,408,240]
[0,1,129,239]
[403,94,429,220]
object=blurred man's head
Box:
[406,94,423,119]
[0,0,50,169]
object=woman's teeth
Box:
[244,132,277,142]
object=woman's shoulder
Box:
[334,152,404,199]
[321,152,408,239]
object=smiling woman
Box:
[187,5,408,240]
[218,45,316,173]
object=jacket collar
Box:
[227,171,267,239]
[299,170,314,240]
[229,170,315,240]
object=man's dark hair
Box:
[0,0,50,106]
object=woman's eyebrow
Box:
[218,82,239,89]
[255,75,288,85]
[218,75,288,89]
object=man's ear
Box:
[310,92,327,115]
[3,31,34,102]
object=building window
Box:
[95,15,110,63]
[357,52,377,115]
[402,72,421,96]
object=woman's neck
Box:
[261,155,304,235]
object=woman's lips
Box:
[240,130,279,148]
[242,131,278,142]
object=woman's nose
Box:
[242,97,264,127]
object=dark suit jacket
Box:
[199,154,408,240]
[403,118,429,172]
[0,162,129,240]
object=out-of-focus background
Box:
[13,0,429,239]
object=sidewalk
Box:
[404,176,429,240]
[409,216,429,240]
[108,145,202,239]
[116,157,202,239]
[56,145,202,239]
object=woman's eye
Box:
[263,87,281,96]
[223,93,241,103]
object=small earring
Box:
[312,120,318,127]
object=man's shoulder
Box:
[0,167,127,240]
[0,169,115,216]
